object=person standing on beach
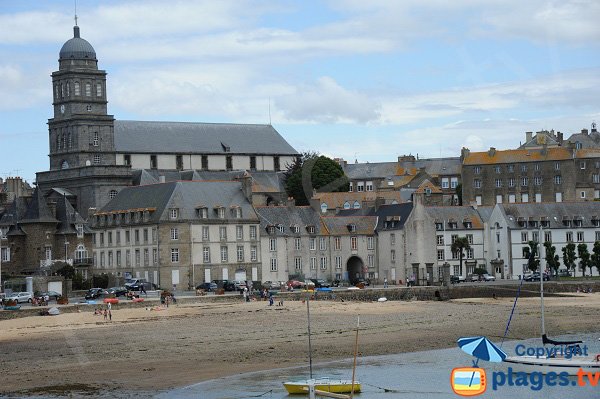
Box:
[243,287,248,302]
[107,301,112,311]
[384,277,388,288]
[109,310,112,321]
[103,309,108,320]
[140,284,147,296]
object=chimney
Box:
[159,175,166,183]
[488,147,496,157]
[582,129,589,136]
[374,196,385,211]
[557,132,564,145]
[238,172,253,203]
[460,148,470,162]
[592,122,597,133]
[88,207,97,220]
[525,131,533,142]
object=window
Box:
[1,247,10,262]
[320,257,327,270]
[466,248,474,259]
[334,236,341,250]
[367,254,374,267]
[521,164,527,172]
[170,209,179,220]
[353,201,360,209]
[170,228,179,240]
[357,182,364,192]
[250,246,257,261]
[170,248,179,263]
[273,156,280,171]
[534,177,542,186]
[295,257,302,271]
[250,226,257,240]
[521,177,528,186]
[74,81,80,96]
[581,191,586,199]
[554,162,560,171]
[269,238,277,251]
[522,193,529,203]
[226,155,233,171]
[108,232,113,245]
[201,155,208,170]
[176,155,183,170]
[96,83,102,97]
[143,249,149,266]
[474,179,481,188]
[319,237,327,250]
[437,235,444,245]
[508,164,514,173]
[123,154,131,166]
[554,175,562,184]
[291,225,300,234]
[218,208,225,219]
[76,224,84,238]
[495,179,502,188]
[390,233,396,245]
[521,232,528,242]
[237,245,244,262]
[198,208,208,219]
[93,154,101,165]
[295,238,301,250]
[535,193,542,203]
[580,161,586,170]
[366,181,373,191]
[335,256,342,269]
[577,232,584,242]
[219,226,227,240]
[348,224,357,232]
[202,226,209,241]
[534,163,540,171]
[496,194,503,204]
[309,238,316,250]
[367,236,374,250]
[544,232,552,243]
[442,178,449,189]
[351,236,358,250]
[466,234,473,245]
[391,249,396,262]
[594,174,600,184]
[320,203,328,213]
[566,232,573,242]
[474,166,481,174]
[307,226,315,234]
[150,155,157,169]
[250,156,256,170]
[508,178,515,187]
[508,194,516,203]
[494,166,501,173]
[109,190,117,199]
[220,246,228,262]
[596,231,600,241]
[522,247,530,259]
[203,247,210,263]
[437,249,444,261]
[85,83,91,96]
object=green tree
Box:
[284,152,349,206]
[577,243,591,276]
[562,243,577,275]
[526,241,540,272]
[54,262,75,279]
[591,241,600,276]
[451,237,471,277]
[543,242,560,277]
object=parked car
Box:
[482,274,496,282]
[128,282,157,292]
[558,269,571,277]
[287,280,306,289]
[125,278,148,288]
[309,279,331,288]
[231,280,247,291]
[84,288,109,299]
[468,274,480,282]
[450,275,465,284]
[262,281,282,290]
[106,286,128,297]
[524,272,549,282]
[7,292,33,303]
[196,282,218,292]
[39,291,61,301]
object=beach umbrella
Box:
[457,336,507,363]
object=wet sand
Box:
[0,294,598,396]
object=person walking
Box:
[109,310,112,321]
[243,287,249,303]
[140,284,147,296]
[384,277,388,288]
[107,301,112,311]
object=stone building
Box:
[35,25,299,213]
[0,189,92,278]
[91,180,261,289]
[461,146,600,206]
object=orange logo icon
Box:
[451,367,487,396]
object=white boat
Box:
[502,228,600,375]
[283,295,361,397]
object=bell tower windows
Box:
[74,81,80,96]
[85,83,91,96]
[93,132,99,147]
[96,83,102,97]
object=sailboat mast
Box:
[539,225,546,337]
[350,316,360,398]
[306,293,313,379]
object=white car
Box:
[482,274,496,282]
[7,292,33,303]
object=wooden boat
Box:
[283,295,361,397]
[284,378,361,394]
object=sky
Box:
[0,0,599,184]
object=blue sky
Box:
[1,0,599,183]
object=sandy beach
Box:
[0,294,598,396]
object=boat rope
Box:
[245,389,273,397]
[500,276,524,348]
[363,382,444,394]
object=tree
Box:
[284,152,349,206]
[577,243,591,277]
[543,242,560,277]
[562,243,577,276]
[451,237,471,277]
[54,262,75,279]
[473,267,487,277]
[526,241,540,272]
[591,241,600,276]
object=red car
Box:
[286,280,306,289]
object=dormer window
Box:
[348,224,357,232]
[448,222,458,229]
[306,225,315,234]
[214,207,225,219]
[221,142,231,152]
[425,188,432,196]
[197,207,208,219]
[464,221,472,229]
[320,203,328,213]
[343,201,351,209]
[592,218,600,227]
[170,208,179,220]
[277,224,285,233]
[353,201,360,209]
[435,222,443,231]
[291,225,300,234]
[268,225,276,235]
[76,224,84,238]
[231,206,242,219]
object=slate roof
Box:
[463,147,572,165]
[566,130,600,149]
[255,206,321,236]
[55,195,86,234]
[337,203,413,231]
[114,121,298,155]
[425,206,485,229]
[344,158,460,180]
[313,191,403,210]
[59,26,96,60]
[321,216,378,235]
[97,181,258,223]
[21,189,57,224]
[498,202,600,229]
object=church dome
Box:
[59,26,96,60]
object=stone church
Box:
[36,25,299,213]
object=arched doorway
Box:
[346,256,364,284]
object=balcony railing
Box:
[73,257,93,266]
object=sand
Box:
[0,294,598,396]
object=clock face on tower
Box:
[60,104,65,114]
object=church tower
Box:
[48,25,116,170]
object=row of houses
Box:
[5,180,600,290]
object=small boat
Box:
[3,305,21,311]
[103,298,119,304]
[283,378,361,394]
[132,297,144,303]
